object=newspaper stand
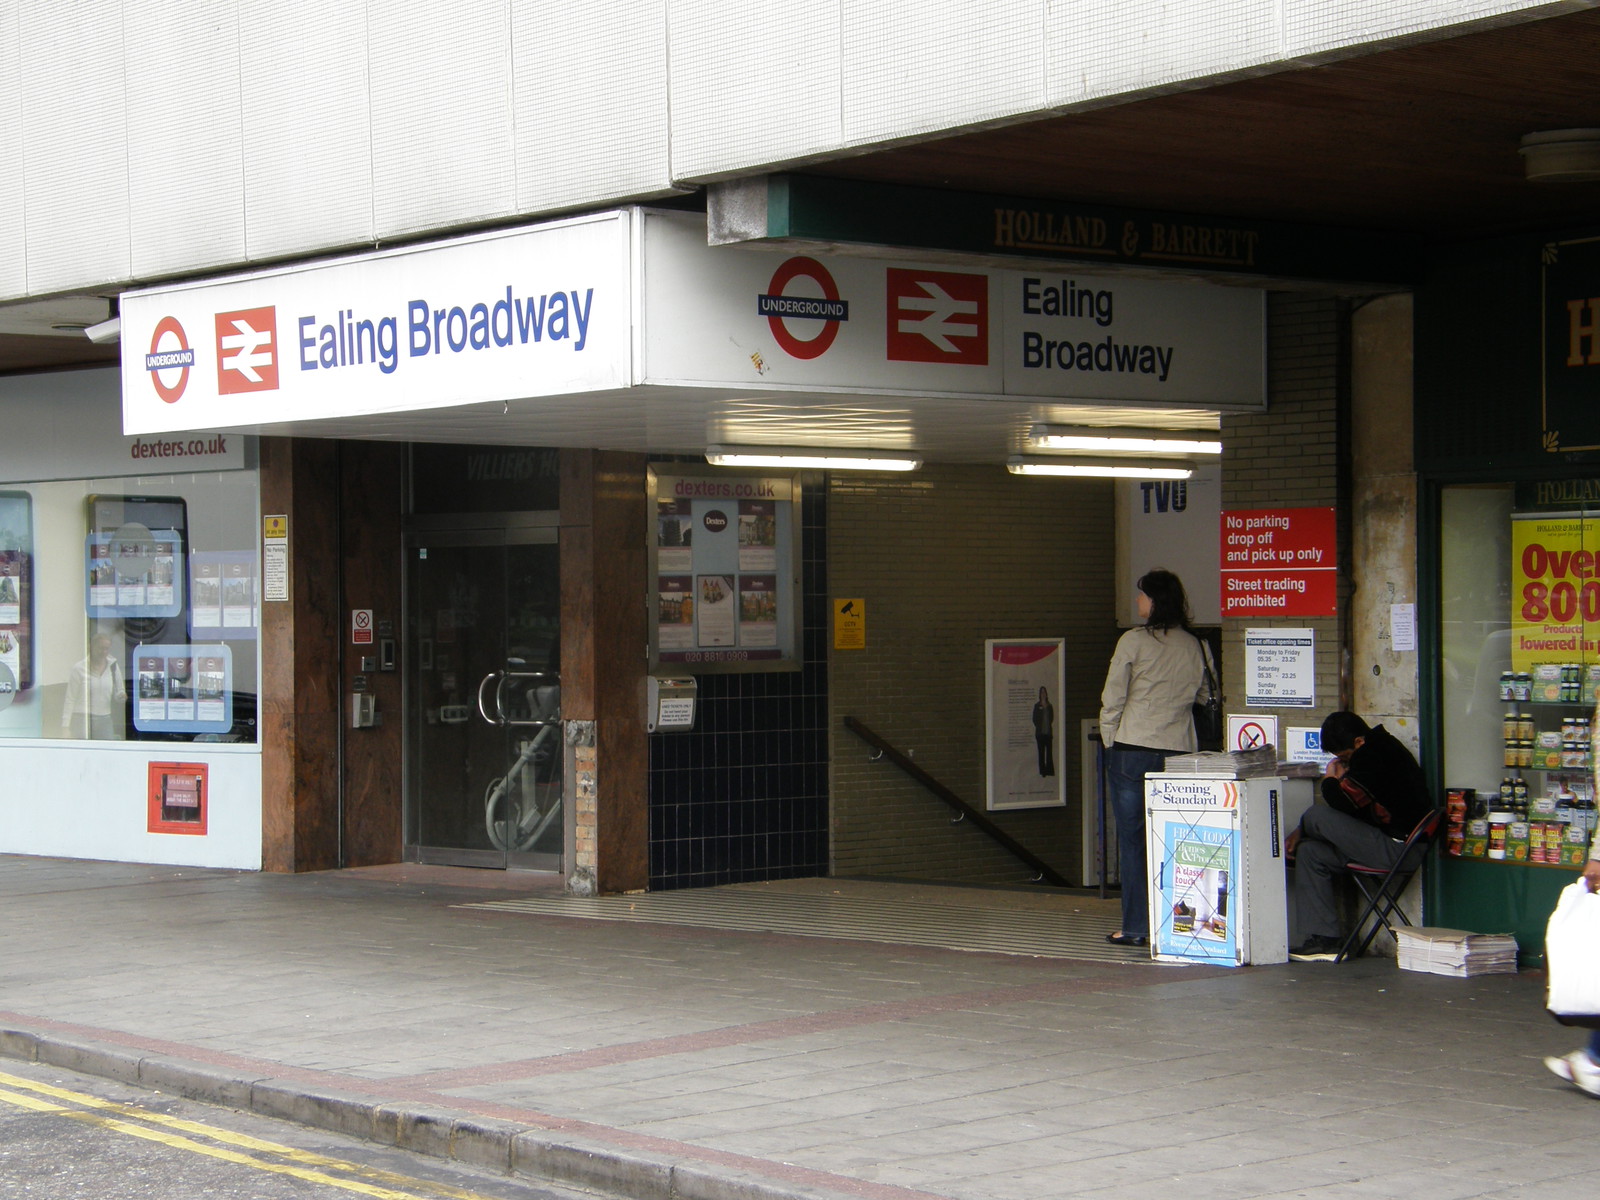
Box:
[1144,752,1295,966]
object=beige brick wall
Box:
[826,294,1347,885]
[1220,293,1348,734]
[828,464,1118,884]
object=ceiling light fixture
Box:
[1520,129,1600,183]
[1007,456,1194,480]
[1026,424,1221,455]
[705,444,922,471]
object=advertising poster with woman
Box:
[985,639,1067,811]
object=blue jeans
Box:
[1107,747,1168,937]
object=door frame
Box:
[402,510,561,871]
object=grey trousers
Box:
[1294,805,1409,940]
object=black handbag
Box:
[1192,637,1223,751]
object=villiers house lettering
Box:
[1018,276,1175,382]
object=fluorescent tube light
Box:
[705,444,922,471]
[1007,456,1194,480]
[1027,424,1220,455]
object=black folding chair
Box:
[1336,807,1446,963]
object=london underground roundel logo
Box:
[757,257,848,360]
[144,316,195,404]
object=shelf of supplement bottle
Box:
[1502,699,1596,706]
[1451,856,1590,870]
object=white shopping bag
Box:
[1546,879,1600,1028]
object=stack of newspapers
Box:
[1160,747,1279,777]
[1394,927,1519,977]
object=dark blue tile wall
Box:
[648,486,829,889]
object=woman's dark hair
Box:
[1137,569,1192,632]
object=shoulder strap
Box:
[1196,633,1217,692]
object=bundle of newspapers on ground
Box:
[1394,927,1519,976]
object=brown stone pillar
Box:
[259,437,341,872]
[340,441,405,865]
[560,450,648,893]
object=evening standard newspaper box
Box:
[1144,771,1291,966]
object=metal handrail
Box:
[843,716,1069,888]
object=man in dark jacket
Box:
[1287,711,1433,961]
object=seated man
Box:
[1287,711,1432,962]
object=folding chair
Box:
[1335,807,1446,963]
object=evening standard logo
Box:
[1147,780,1239,808]
[215,306,279,394]
[886,268,988,365]
[145,316,195,404]
[758,257,848,360]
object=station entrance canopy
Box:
[119,208,1265,458]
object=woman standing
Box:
[61,631,125,740]
[1032,686,1055,777]
[1099,569,1207,947]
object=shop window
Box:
[1441,482,1596,866]
[0,472,258,744]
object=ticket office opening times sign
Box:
[1244,628,1316,708]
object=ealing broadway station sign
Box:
[121,208,1264,436]
[121,211,632,435]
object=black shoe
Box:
[1105,932,1148,947]
[1289,935,1342,962]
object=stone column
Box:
[560,450,648,893]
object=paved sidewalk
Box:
[0,854,1594,1200]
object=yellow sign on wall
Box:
[1511,514,1600,672]
[834,598,866,650]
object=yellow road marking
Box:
[0,1072,504,1200]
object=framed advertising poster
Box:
[985,639,1067,811]
[647,468,802,673]
[84,494,188,621]
[0,492,33,694]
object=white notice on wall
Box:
[1244,628,1315,708]
[1391,603,1416,652]
[263,515,288,603]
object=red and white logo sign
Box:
[886,269,988,365]
[758,257,848,360]
[215,307,279,394]
[144,316,195,404]
[351,609,374,645]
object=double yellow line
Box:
[0,1069,502,1199]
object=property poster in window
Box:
[0,492,33,691]
[647,470,802,672]
[657,576,694,651]
[84,495,187,620]
[738,575,778,648]
[189,551,258,640]
[132,643,233,734]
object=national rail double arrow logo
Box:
[886,268,988,366]
[214,306,280,394]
